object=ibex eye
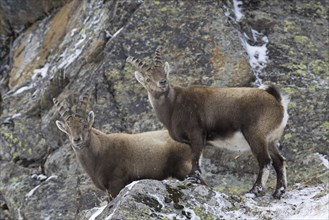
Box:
[146,78,151,82]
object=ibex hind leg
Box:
[269,141,287,199]
[243,132,272,197]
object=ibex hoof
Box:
[272,187,285,199]
[248,185,265,197]
[185,171,202,184]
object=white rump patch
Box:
[207,131,250,152]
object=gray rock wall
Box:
[0,0,328,219]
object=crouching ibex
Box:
[127,47,290,199]
[53,92,194,199]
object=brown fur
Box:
[54,97,192,199]
[127,50,289,199]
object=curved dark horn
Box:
[126,56,151,72]
[53,98,71,121]
[77,91,91,117]
[154,46,163,68]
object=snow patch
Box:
[32,63,49,81]
[12,84,34,96]
[88,203,108,220]
[105,181,140,220]
[241,36,268,85]
[315,153,329,169]
[11,113,22,119]
[183,207,200,220]
[111,27,124,40]
[126,180,139,190]
[25,175,58,199]
[10,63,49,96]
[149,193,165,207]
[25,185,41,198]
[229,1,269,86]
[243,185,328,219]
[46,175,58,182]
[70,28,78,37]
[58,48,83,69]
[31,174,48,181]
[233,0,243,21]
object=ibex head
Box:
[53,92,94,150]
[127,47,171,94]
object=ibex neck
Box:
[74,131,101,186]
[148,86,175,129]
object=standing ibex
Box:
[53,92,194,199]
[127,47,289,198]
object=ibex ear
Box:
[134,71,145,86]
[87,111,94,128]
[56,120,69,135]
[164,62,170,77]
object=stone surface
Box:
[0,0,328,219]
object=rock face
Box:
[0,0,328,219]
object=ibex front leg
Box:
[186,132,206,185]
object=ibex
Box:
[53,92,194,199]
[127,47,289,199]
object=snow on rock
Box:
[315,153,329,169]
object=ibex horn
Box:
[77,91,91,117]
[126,56,151,72]
[154,46,163,68]
[53,98,71,121]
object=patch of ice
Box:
[25,185,41,198]
[241,36,268,85]
[31,174,48,181]
[75,34,87,48]
[46,175,58,182]
[18,207,23,220]
[12,113,22,119]
[12,84,34,96]
[243,185,328,219]
[25,175,57,199]
[183,207,201,220]
[111,27,124,40]
[126,180,139,190]
[83,16,91,25]
[233,0,243,21]
[105,30,111,38]
[229,1,269,86]
[149,193,165,207]
[32,63,49,81]
[315,153,329,169]
[245,192,256,198]
[88,203,108,220]
[105,181,140,220]
[58,48,83,69]
[287,194,329,220]
[70,28,78,37]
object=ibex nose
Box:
[159,79,167,86]
[73,137,81,143]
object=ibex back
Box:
[53,92,193,199]
[127,47,289,199]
